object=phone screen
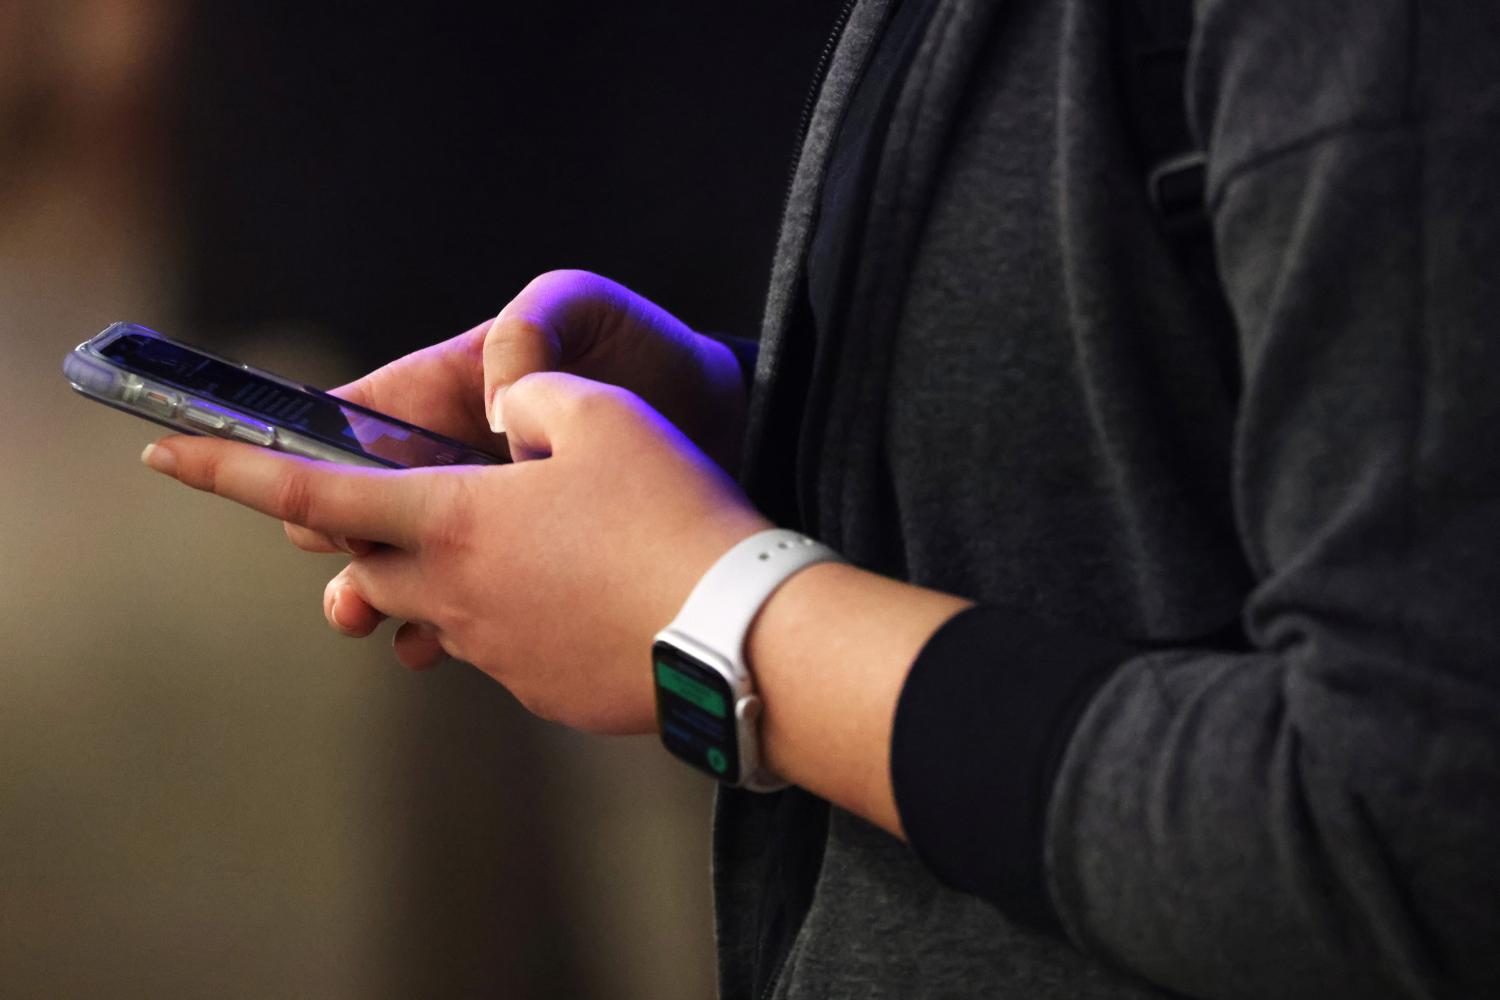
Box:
[100,331,494,468]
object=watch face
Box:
[652,641,740,785]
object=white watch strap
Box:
[670,529,844,675]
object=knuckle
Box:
[190,446,226,495]
[515,687,562,726]
[575,379,631,421]
[431,604,475,658]
[568,385,605,423]
[417,474,475,554]
[533,267,598,292]
[434,630,463,665]
[272,469,316,527]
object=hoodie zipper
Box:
[777,0,860,223]
[754,8,862,1000]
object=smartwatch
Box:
[652,528,844,791]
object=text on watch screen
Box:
[654,645,739,783]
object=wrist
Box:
[745,562,971,835]
[652,528,843,789]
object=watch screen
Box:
[101,330,498,468]
[653,642,740,784]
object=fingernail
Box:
[140,443,176,475]
[331,591,357,632]
[488,387,508,435]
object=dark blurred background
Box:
[0,2,840,997]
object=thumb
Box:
[483,308,562,435]
[483,270,624,433]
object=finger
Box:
[325,320,489,412]
[325,374,376,411]
[393,621,446,671]
[484,270,624,433]
[285,521,344,554]
[323,321,498,448]
[285,521,377,556]
[340,545,432,625]
[143,435,434,550]
[323,570,386,637]
[501,371,629,463]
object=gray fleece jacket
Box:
[714,0,1500,998]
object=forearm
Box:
[743,560,970,838]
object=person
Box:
[140,0,1500,996]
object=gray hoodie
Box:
[715,1,1500,997]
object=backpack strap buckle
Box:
[1147,150,1208,234]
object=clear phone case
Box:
[64,322,499,468]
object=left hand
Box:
[141,372,771,735]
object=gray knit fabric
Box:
[718,0,1500,997]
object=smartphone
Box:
[64,322,503,468]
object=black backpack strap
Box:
[1116,0,1242,400]
[1115,0,1207,237]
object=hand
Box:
[279,317,503,561]
[142,373,772,734]
[481,269,748,470]
[289,272,750,658]
[292,272,744,466]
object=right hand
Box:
[286,269,750,660]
